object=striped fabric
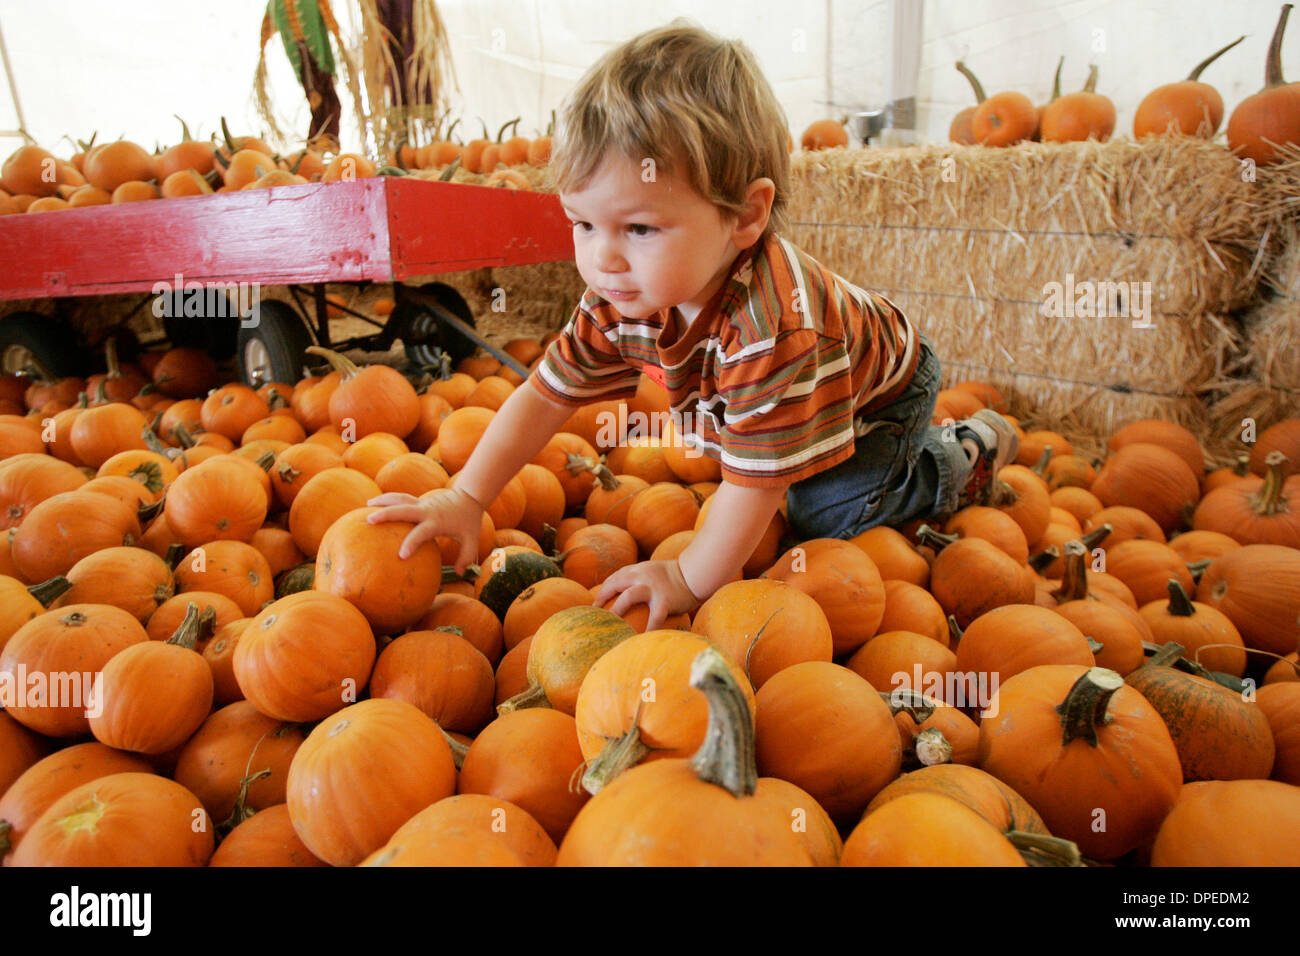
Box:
[532,235,919,487]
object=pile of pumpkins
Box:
[0,109,557,215]
[950,4,1300,164]
[0,333,1298,866]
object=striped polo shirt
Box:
[531,234,919,488]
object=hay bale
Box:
[785,138,1278,451]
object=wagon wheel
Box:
[395,282,479,371]
[236,299,316,387]
[0,311,92,378]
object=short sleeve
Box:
[715,328,859,487]
[530,294,642,407]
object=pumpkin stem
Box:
[253,450,275,473]
[1146,640,1188,668]
[0,820,10,855]
[496,681,551,715]
[164,543,186,570]
[1005,831,1085,867]
[218,768,272,835]
[1082,63,1100,94]
[1265,3,1293,88]
[538,522,558,555]
[911,727,953,767]
[274,562,316,599]
[1231,453,1250,477]
[438,726,470,769]
[582,714,651,795]
[441,563,480,583]
[583,458,619,491]
[27,575,72,607]
[1056,666,1123,747]
[1053,538,1096,603]
[880,688,937,723]
[1050,55,1064,101]
[496,117,521,143]
[21,353,59,385]
[137,495,165,526]
[1078,523,1111,551]
[987,478,1019,508]
[438,155,461,181]
[1032,445,1053,476]
[165,601,216,650]
[104,336,122,378]
[915,524,958,551]
[1252,451,1290,516]
[1027,545,1061,574]
[955,60,987,104]
[947,613,964,646]
[171,423,197,449]
[1186,558,1212,583]
[686,647,759,799]
[563,451,596,476]
[1187,35,1246,81]
[304,345,360,381]
[1165,579,1197,617]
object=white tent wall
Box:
[0,0,1287,156]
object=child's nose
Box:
[593,236,627,273]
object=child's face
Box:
[560,152,752,323]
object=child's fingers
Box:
[643,598,666,633]
[397,522,436,560]
[453,534,478,577]
[606,582,647,620]
[592,568,627,607]
[366,492,419,508]
[368,503,430,526]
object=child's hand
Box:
[594,559,701,632]
[366,487,484,572]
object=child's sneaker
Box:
[954,409,1020,507]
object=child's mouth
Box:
[602,288,637,301]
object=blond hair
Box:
[551,21,791,236]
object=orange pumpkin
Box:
[286,698,456,866]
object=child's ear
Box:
[733,177,775,248]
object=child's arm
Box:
[595,479,788,630]
[369,379,577,569]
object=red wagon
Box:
[0,176,575,384]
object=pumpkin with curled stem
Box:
[1135,36,1245,137]
[1227,3,1300,165]
[558,647,812,866]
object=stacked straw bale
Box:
[1205,146,1300,454]
[784,139,1269,462]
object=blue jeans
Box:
[785,337,973,540]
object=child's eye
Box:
[628,224,657,237]
[571,220,593,232]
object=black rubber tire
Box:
[236,299,315,386]
[399,282,478,370]
[0,311,91,377]
[161,289,240,360]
